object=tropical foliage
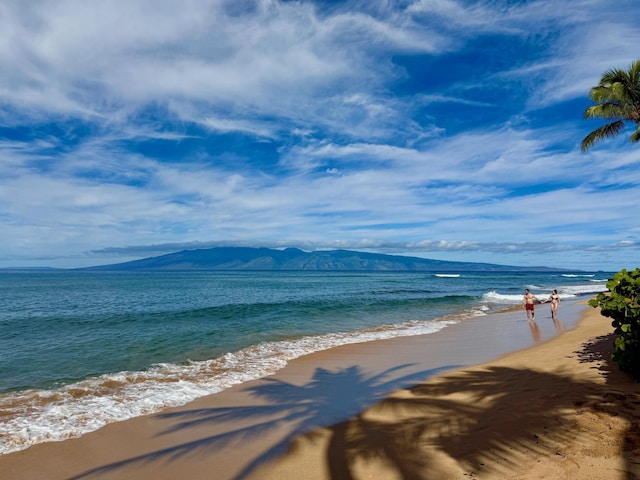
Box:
[581,59,640,151]
[589,268,640,378]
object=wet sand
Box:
[2,301,638,479]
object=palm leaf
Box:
[581,121,624,151]
[583,103,628,120]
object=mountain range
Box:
[83,247,571,272]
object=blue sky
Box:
[1,0,639,271]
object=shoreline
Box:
[1,300,636,479]
[0,301,533,457]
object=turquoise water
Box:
[0,270,609,453]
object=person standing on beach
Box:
[545,289,561,321]
[522,289,541,322]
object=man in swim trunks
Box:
[522,288,541,322]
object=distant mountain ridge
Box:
[83,247,571,272]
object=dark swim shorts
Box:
[525,303,534,311]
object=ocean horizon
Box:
[0,270,610,455]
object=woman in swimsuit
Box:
[546,289,561,320]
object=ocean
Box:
[0,269,610,455]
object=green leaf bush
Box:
[589,268,640,378]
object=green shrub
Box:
[589,268,640,378]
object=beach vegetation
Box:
[581,59,640,151]
[589,268,640,378]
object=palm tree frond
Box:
[600,68,631,87]
[583,103,629,120]
[588,85,615,103]
[628,59,640,84]
[581,121,625,152]
[610,82,633,103]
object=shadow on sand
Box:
[69,363,459,479]
[70,333,640,480]
[307,333,640,480]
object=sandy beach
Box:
[1,300,639,479]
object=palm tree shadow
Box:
[308,334,640,479]
[69,363,460,480]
